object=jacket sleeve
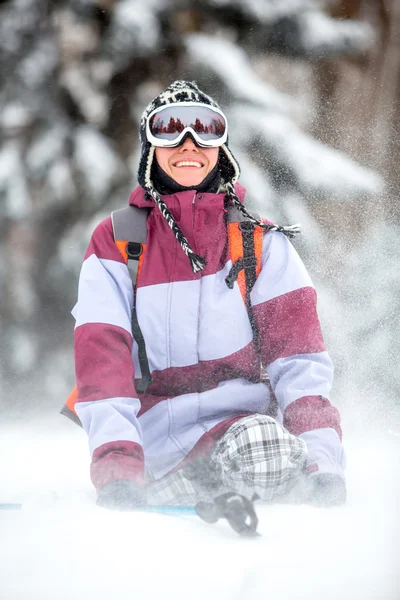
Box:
[73,217,144,490]
[251,232,346,479]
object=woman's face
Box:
[155,136,219,187]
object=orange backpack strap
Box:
[226,206,263,354]
[226,206,263,299]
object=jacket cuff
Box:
[90,440,145,490]
[299,428,346,479]
[283,395,342,440]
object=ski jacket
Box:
[73,184,345,490]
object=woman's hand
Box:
[307,473,347,507]
[96,480,146,510]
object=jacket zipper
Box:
[192,192,196,232]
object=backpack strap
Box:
[112,206,152,394]
[225,206,263,355]
[60,206,152,425]
[112,206,148,246]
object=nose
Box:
[179,135,199,152]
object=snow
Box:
[231,105,383,199]
[205,0,373,56]
[0,143,31,219]
[0,0,40,54]
[232,147,278,218]
[61,65,109,126]
[0,414,399,600]
[47,159,76,206]
[282,193,325,247]
[17,38,58,89]
[73,126,125,204]
[300,11,375,57]
[327,221,400,414]
[208,0,316,23]
[103,0,162,67]
[25,126,67,180]
[7,329,37,373]
[0,104,33,131]
[185,34,295,114]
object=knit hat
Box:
[138,80,299,273]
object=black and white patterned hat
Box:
[137,80,244,273]
[138,81,241,192]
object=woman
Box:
[72,81,346,528]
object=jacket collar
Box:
[128,182,246,209]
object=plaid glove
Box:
[97,480,146,511]
[307,473,346,507]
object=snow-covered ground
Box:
[0,413,399,600]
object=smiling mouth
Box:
[173,160,204,168]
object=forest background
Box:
[0,0,399,432]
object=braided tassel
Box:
[263,223,302,238]
[225,182,301,239]
[149,187,207,273]
[188,253,207,273]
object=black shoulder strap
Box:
[238,221,260,352]
[111,206,152,394]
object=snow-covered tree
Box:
[0,0,384,411]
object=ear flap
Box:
[219,144,240,184]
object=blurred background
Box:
[0,0,399,431]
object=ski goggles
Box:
[146,102,228,148]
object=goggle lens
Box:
[149,106,226,144]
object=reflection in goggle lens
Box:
[150,107,226,141]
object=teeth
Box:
[174,161,203,168]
